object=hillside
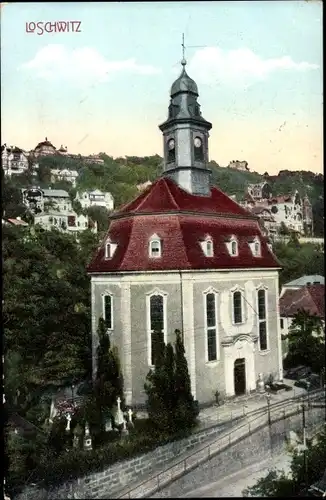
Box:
[3,154,324,235]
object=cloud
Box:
[21,44,161,85]
[186,47,319,87]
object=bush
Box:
[9,419,192,493]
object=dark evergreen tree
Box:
[145,329,198,434]
[94,318,124,420]
[174,330,199,430]
[144,330,170,430]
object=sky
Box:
[1,1,323,174]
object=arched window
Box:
[254,241,260,256]
[105,242,111,259]
[233,291,242,324]
[231,240,238,256]
[149,294,165,365]
[194,136,204,161]
[149,239,161,258]
[102,293,113,330]
[167,138,175,163]
[206,239,214,257]
[258,289,267,350]
[205,292,218,361]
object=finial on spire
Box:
[181,33,186,66]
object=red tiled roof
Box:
[116,177,252,216]
[280,284,325,319]
[87,177,280,273]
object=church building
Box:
[87,57,283,407]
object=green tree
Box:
[144,330,173,431]
[284,310,325,374]
[145,330,198,434]
[174,330,199,430]
[94,318,124,421]
[242,429,326,497]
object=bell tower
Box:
[159,35,212,196]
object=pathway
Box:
[197,379,307,430]
[180,452,293,497]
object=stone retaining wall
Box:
[13,420,233,500]
[13,406,325,500]
[152,407,325,498]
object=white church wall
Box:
[91,269,281,407]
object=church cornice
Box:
[109,209,260,222]
[164,165,212,174]
[159,116,212,132]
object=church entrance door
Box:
[234,358,246,396]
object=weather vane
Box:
[181,33,209,66]
[181,33,186,65]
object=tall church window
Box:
[167,138,175,163]
[233,291,243,324]
[205,292,218,362]
[102,293,113,330]
[258,289,268,351]
[149,294,165,365]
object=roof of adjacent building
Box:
[87,177,280,273]
[250,206,273,215]
[268,194,293,204]
[35,137,56,149]
[7,218,29,227]
[280,284,325,319]
[42,189,70,198]
[284,275,325,287]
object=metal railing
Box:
[115,388,325,499]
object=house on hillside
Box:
[1,144,29,177]
[50,168,79,187]
[279,283,325,339]
[34,211,97,234]
[87,57,283,407]
[249,206,277,237]
[266,192,304,234]
[246,181,272,201]
[228,160,249,171]
[280,275,325,298]
[32,137,57,157]
[75,189,114,211]
[22,187,72,214]
[82,154,104,165]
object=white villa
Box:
[75,189,114,212]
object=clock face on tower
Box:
[168,138,175,150]
[194,137,202,148]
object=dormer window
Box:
[206,239,213,257]
[104,240,117,260]
[200,236,214,257]
[149,234,162,258]
[249,237,261,257]
[226,236,238,256]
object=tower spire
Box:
[181,33,186,66]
